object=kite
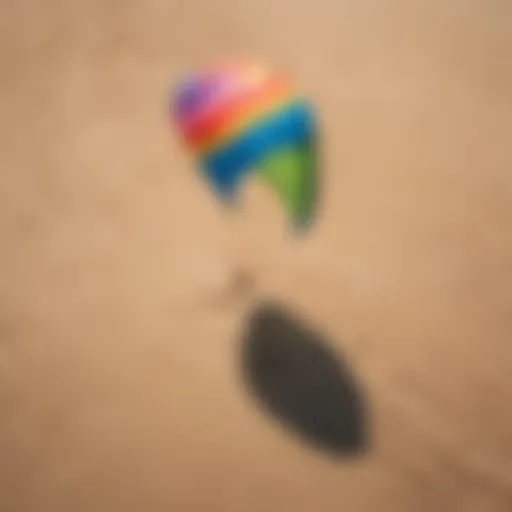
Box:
[171,60,319,231]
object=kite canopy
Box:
[171,61,319,231]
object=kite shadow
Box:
[239,300,370,457]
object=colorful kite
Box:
[171,60,319,231]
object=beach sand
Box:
[0,0,511,510]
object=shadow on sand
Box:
[240,300,369,457]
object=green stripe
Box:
[257,137,318,231]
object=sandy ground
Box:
[1,0,512,510]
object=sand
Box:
[0,0,511,510]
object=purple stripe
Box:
[174,72,234,123]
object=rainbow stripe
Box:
[202,99,314,196]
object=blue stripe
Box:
[200,100,315,198]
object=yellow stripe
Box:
[197,94,298,154]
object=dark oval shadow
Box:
[240,300,369,457]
